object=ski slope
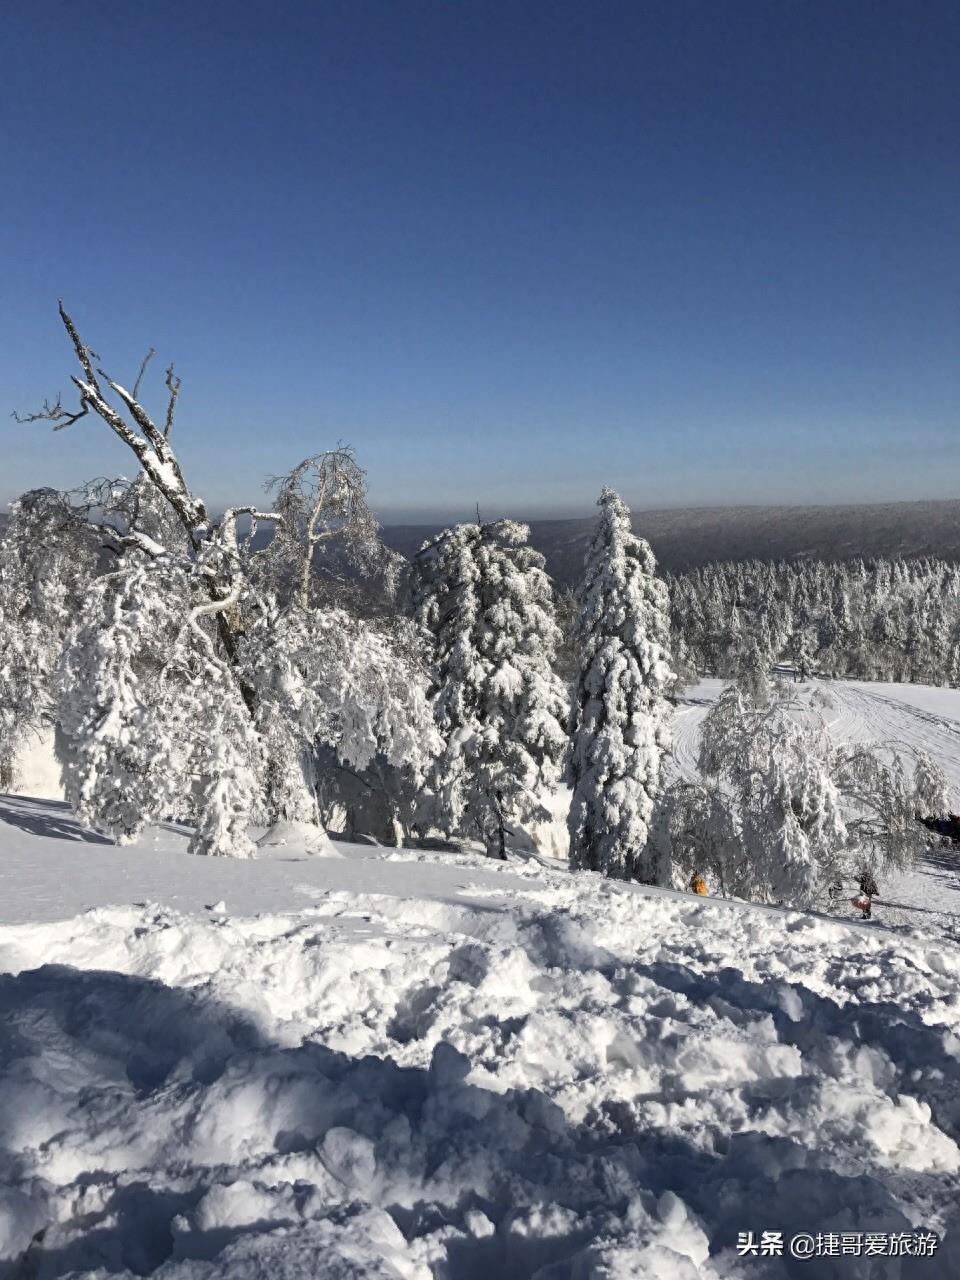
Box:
[674,678,960,802]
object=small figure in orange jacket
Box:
[689,873,708,896]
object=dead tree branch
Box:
[164,365,180,437]
[132,348,155,400]
[12,394,91,430]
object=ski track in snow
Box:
[673,678,960,802]
[0,680,959,1278]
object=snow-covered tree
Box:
[56,558,198,842]
[16,306,427,856]
[648,779,739,897]
[833,743,947,883]
[656,679,947,908]
[410,519,568,858]
[566,488,674,880]
[186,684,264,859]
[0,488,100,774]
[259,448,400,614]
[665,556,960,687]
[238,604,440,848]
[14,304,284,730]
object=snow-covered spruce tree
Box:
[566,487,674,881]
[410,519,568,859]
[666,555,960,689]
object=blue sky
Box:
[3,0,959,521]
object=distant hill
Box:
[381,500,960,582]
[5,499,959,582]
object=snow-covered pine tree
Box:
[566,487,674,881]
[410,519,568,858]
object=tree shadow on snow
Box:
[0,795,112,845]
[0,962,952,1280]
[919,844,960,875]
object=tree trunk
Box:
[492,789,508,860]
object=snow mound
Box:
[0,857,958,1277]
[257,821,345,858]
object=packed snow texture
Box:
[1,680,960,1277]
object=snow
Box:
[1,679,959,1276]
[9,727,63,801]
[257,820,344,858]
[0,795,536,927]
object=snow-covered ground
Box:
[1,680,959,1278]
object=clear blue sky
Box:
[3,0,959,522]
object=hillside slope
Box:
[382,499,960,578]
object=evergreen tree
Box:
[411,519,568,858]
[566,488,674,880]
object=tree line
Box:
[667,556,960,686]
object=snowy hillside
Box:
[674,679,960,805]
[2,677,960,1279]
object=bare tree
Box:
[263,448,406,618]
[16,303,281,711]
[266,448,379,608]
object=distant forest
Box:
[382,500,960,579]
